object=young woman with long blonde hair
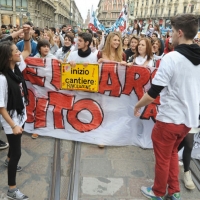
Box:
[97,32,126,65]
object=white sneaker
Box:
[7,189,29,200]
[178,161,183,166]
[184,170,195,190]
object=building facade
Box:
[84,9,90,28]
[132,0,200,27]
[71,0,83,27]
[0,0,83,28]
[97,0,126,28]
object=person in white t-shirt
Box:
[0,25,31,200]
[127,38,154,68]
[67,32,97,64]
[134,14,200,200]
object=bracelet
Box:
[11,124,17,129]
[24,37,31,41]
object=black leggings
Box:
[6,134,22,186]
[178,133,194,172]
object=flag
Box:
[88,4,128,34]
[88,6,105,32]
[107,4,128,33]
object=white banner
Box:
[24,58,158,148]
[23,58,200,159]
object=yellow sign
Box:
[61,63,99,92]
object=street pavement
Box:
[0,130,200,200]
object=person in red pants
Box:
[134,14,200,200]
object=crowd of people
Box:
[0,13,200,200]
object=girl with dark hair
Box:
[122,36,129,51]
[146,24,153,37]
[151,32,158,40]
[132,23,140,36]
[151,38,165,68]
[34,39,57,59]
[125,36,139,63]
[153,24,161,39]
[86,28,94,37]
[152,38,164,56]
[127,38,153,67]
[0,25,31,200]
[55,33,74,62]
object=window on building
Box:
[1,0,13,10]
[191,5,194,13]
[168,9,171,16]
[161,8,164,15]
[183,6,187,13]
[16,0,28,11]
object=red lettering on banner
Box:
[122,66,151,100]
[67,99,103,132]
[23,68,45,87]
[25,57,45,67]
[49,92,74,129]
[99,63,121,97]
[26,89,36,123]
[35,98,48,128]
[140,103,158,122]
[50,59,61,90]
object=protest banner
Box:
[23,58,200,159]
[23,58,156,148]
[61,63,99,92]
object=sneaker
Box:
[178,161,183,166]
[167,192,181,200]
[7,189,28,200]
[184,170,195,190]
[4,159,22,172]
[140,186,165,199]
[0,140,9,150]
[31,134,39,139]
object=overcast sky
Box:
[75,0,99,21]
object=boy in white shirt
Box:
[67,32,97,65]
[134,14,200,200]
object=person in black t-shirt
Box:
[125,36,139,63]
